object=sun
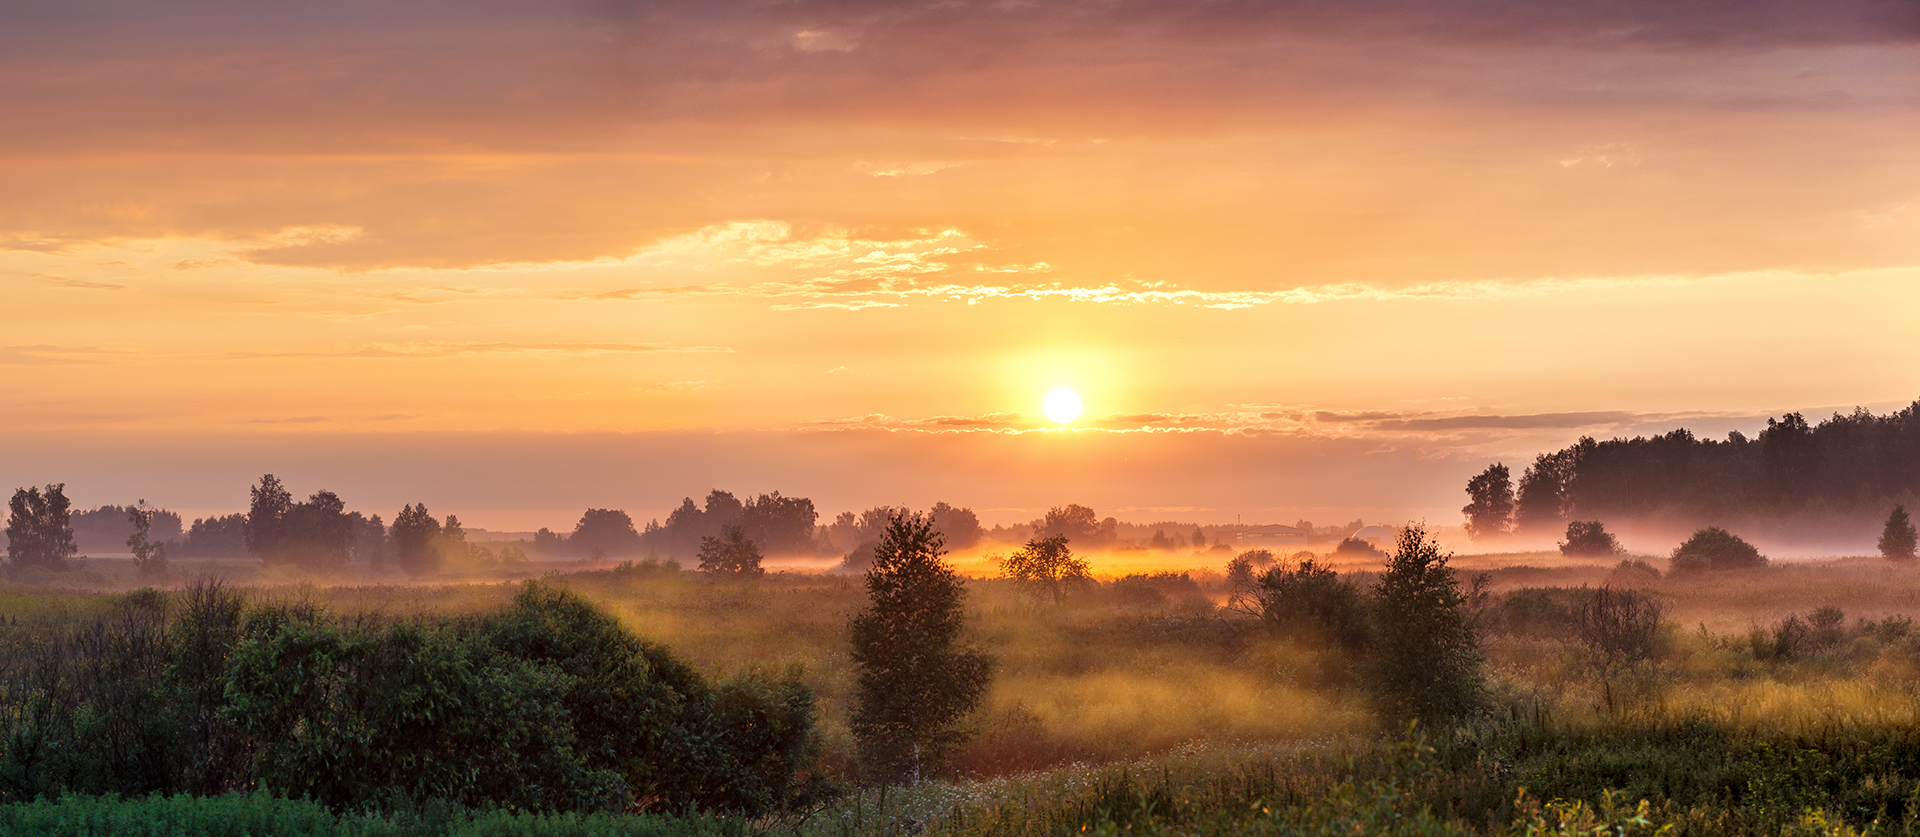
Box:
[1042,388,1082,424]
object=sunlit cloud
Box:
[224,342,734,360]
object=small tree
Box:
[1559,521,1622,558]
[1367,523,1486,724]
[126,499,170,577]
[1253,558,1369,653]
[1669,527,1765,574]
[5,483,78,573]
[848,511,992,783]
[1880,506,1917,562]
[698,525,765,577]
[390,503,443,575]
[1461,463,1515,540]
[1000,534,1091,605]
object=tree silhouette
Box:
[6,483,78,573]
[1881,506,1917,562]
[848,511,991,783]
[1461,463,1514,540]
[697,525,765,577]
[1669,527,1765,573]
[1559,521,1622,558]
[1000,534,1091,605]
[1367,523,1486,724]
[391,503,443,575]
[125,499,170,577]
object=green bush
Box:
[1669,527,1765,574]
[1366,524,1486,724]
[1253,558,1369,653]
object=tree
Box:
[929,502,983,550]
[1367,523,1486,724]
[697,526,765,577]
[244,474,293,561]
[281,489,353,569]
[1559,521,1622,558]
[848,511,992,783]
[573,509,642,558]
[1879,506,1917,562]
[741,492,818,554]
[1515,450,1577,533]
[125,499,170,577]
[1252,557,1369,653]
[390,503,443,575]
[1000,534,1091,605]
[1669,526,1765,574]
[6,483,78,573]
[1461,463,1514,540]
[1035,504,1108,545]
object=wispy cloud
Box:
[0,344,127,365]
[30,273,128,291]
[248,415,328,424]
[225,342,734,360]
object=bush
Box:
[1366,524,1486,724]
[1110,572,1202,609]
[1668,527,1766,574]
[1334,537,1386,558]
[1252,559,1369,653]
[1558,521,1622,558]
[1605,559,1662,587]
[1575,587,1662,667]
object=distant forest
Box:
[1466,401,1920,534]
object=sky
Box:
[3,0,1918,533]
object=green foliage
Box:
[1880,506,1917,562]
[697,526,765,577]
[1366,524,1486,724]
[1000,535,1092,605]
[1669,527,1766,574]
[1559,520,1622,558]
[1252,558,1369,653]
[849,511,993,783]
[0,790,753,836]
[6,483,77,573]
[125,501,170,577]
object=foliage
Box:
[0,580,829,818]
[390,504,444,576]
[1333,536,1386,558]
[1110,571,1204,609]
[6,483,78,573]
[1559,520,1622,558]
[1575,587,1663,668]
[69,504,182,554]
[1607,559,1662,586]
[571,509,644,558]
[244,475,355,569]
[1000,535,1092,605]
[125,500,170,577]
[1880,506,1917,561]
[178,513,249,558]
[1031,505,1116,546]
[1462,463,1515,540]
[848,511,992,783]
[648,490,820,560]
[1669,527,1766,574]
[1366,524,1486,724]
[697,526,766,577]
[0,790,754,836]
[929,501,984,550]
[1251,558,1369,653]
[1491,402,1920,523]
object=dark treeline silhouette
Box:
[642,490,819,560]
[1467,402,1920,534]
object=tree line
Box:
[1463,401,1920,537]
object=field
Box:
[7,545,1920,835]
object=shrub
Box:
[1558,521,1622,558]
[1334,537,1386,558]
[1606,559,1662,587]
[1366,524,1486,724]
[849,511,992,783]
[1668,527,1766,574]
[1881,506,1917,562]
[1575,587,1663,667]
[1252,558,1369,653]
[1111,572,1202,609]
[1001,535,1092,605]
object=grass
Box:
[9,548,1920,834]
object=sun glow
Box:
[1043,388,1083,424]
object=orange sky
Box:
[3,0,1917,531]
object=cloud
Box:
[30,273,128,291]
[248,415,328,424]
[225,342,734,359]
[0,344,125,365]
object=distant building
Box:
[1238,524,1309,546]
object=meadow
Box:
[8,544,1920,835]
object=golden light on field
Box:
[1043,388,1083,425]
